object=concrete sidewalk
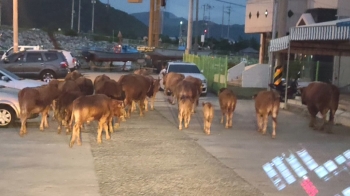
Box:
[87,104,263,196]
[0,120,100,196]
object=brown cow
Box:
[178,96,193,130]
[254,90,280,139]
[54,90,85,134]
[218,88,237,129]
[65,70,83,81]
[174,80,200,113]
[69,94,125,147]
[184,75,202,112]
[300,82,340,132]
[131,75,160,112]
[118,74,152,117]
[75,76,94,95]
[94,74,110,89]
[18,80,61,136]
[202,102,214,135]
[134,68,150,75]
[163,72,185,101]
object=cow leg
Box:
[69,123,79,148]
[57,121,62,134]
[207,120,212,135]
[185,113,190,129]
[271,112,277,139]
[19,116,28,137]
[203,118,207,134]
[225,113,229,129]
[262,114,269,135]
[139,99,145,117]
[144,98,149,112]
[43,107,50,128]
[256,113,263,132]
[191,102,195,114]
[39,112,46,131]
[150,95,156,110]
[178,111,183,130]
[76,125,82,146]
[97,122,103,144]
[319,109,329,131]
[220,111,224,124]
[124,98,132,118]
[227,112,233,128]
[110,117,115,133]
[103,122,111,140]
[131,101,137,113]
[307,105,318,129]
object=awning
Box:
[269,36,289,52]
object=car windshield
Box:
[0,67,23,80]
[168,64,201,73]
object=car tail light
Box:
[60,62,68,68]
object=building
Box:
[245,0,350,64]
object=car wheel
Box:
[40,70,56,83]
[0,106,15,128]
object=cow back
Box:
[119,74,152,100]
[218,88,237,113]
[65,70,83,81]
[94,74,110,88]
[184,76,202,94]
[75,77,94,95]
[164,72,185,93]
[72,94,112,122]
[254,90,280,114]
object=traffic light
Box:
[204,29,207,34]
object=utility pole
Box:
[78,0,81,33]
[205,4,213,37]
[268,0,279,86]
[148,0,155,47]
[71,0,75,30]
[185,0,194,54]
[225,6,231,39]
[275,0,288,68]
[221,5,225,38]
[0,1,2,27]
[91,0,96,34]
[13,0,18,53]
[193,0,199,55]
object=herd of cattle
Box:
[15,68,341,148]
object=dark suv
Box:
[0,50,69,82]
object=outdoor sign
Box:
[201,35,205,43]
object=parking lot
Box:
[1,71,350,196]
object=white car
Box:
[0,67,46,90]
[163,61,208,96]
[59,50,77,71]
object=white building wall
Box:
[227,62,245,82]
[242,64,270,88]
[333,56,350,87]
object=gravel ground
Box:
[88,107,264,196]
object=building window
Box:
[257,11,260,18]
[249,12,252,19]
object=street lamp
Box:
[179,21,183,45]
[91,0,96,34]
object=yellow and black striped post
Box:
[273,66,283,86]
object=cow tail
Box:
[69,110,75,127]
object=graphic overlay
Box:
[262,147,350,196]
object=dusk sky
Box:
[99,0,247,25]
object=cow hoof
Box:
[151,108,154,111]
[257,129,262,132]
[77,141,82,146]
[19,132,24,137]
[66,131,71,135]
[106,136,111,140]
[97,140,102,144]
[225,126,229,129]
[57,131,61,134]
[272,135,276,139]
[69,142,74,148]
[262,132,267,135]
[178,127,182,130]
[113,123,120,129]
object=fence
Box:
[183,54,228,94]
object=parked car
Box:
[162,61,208,96]
[1,45,42,60]
[0,86,38,127]
[59,50,78,71]
[0,67,46,89]
[0,50,69,82]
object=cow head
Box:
[110,99,125,117]
[219,88,227,93]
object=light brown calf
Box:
[69,94,124,147]
[218,88,237,129]
[254,90,280,139]
[202,102,214,135]
[178,96,193,130]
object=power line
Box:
[215,0,245,8]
